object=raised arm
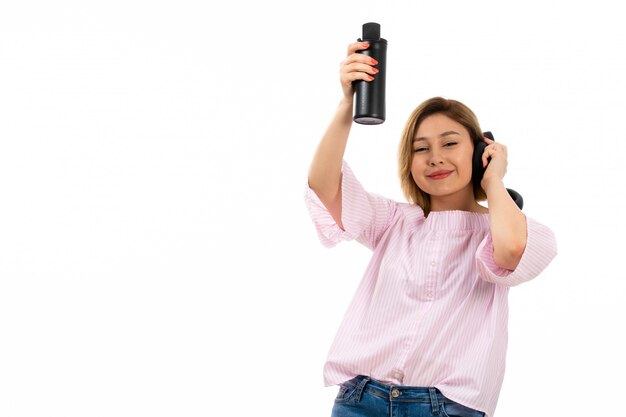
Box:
[308,41,378,229]
[480,137,527,270]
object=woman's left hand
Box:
[480,136,508,190]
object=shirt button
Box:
[391,388,400,398]
[426,292,433,299]
[431,261,436,267]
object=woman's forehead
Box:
[415,115,469,140]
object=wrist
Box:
[481,176,504,194]
[339,96,354,108]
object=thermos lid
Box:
[360,22,387,43]
[363,22,380,40]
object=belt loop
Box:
[429,387,440,415]
[354,376,370,403]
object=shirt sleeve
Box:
[304,161,396,250]
[475,216,557,287]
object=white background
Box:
[1,1,625,416]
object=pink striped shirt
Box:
[305,161,557,417]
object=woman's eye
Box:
[414,147,427,153]
[443,142,458,147]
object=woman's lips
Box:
[428,171,452,180]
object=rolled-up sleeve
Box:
[476,217,557,287]
[304,161,395,250]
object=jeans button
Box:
[391,388,400,398]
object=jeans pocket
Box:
[334,380,359,403]
[441,400,485,417]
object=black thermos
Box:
[354,22,387,125]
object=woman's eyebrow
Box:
[440,130,461,138]
[413,130,461,142]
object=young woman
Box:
[305,41,557,417]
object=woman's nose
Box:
[428,149,444,166]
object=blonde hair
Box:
[398,97,487,216]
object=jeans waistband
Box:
[350,375,448,404]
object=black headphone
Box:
[472,131,524,210]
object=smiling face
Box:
[411,113,483,212]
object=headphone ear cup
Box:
[472,141,488,185]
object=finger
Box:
[342,52,378,68]
[343,61,379,75]
[346,41,370,55]
[342,70,375,83]
[482,147,490,167]
[488,143,507,159]
[482,146,496,168]
[340,61,378,85]
[483,136,494,144]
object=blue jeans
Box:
[330,376,485,417]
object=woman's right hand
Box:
[339,41,379,101]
